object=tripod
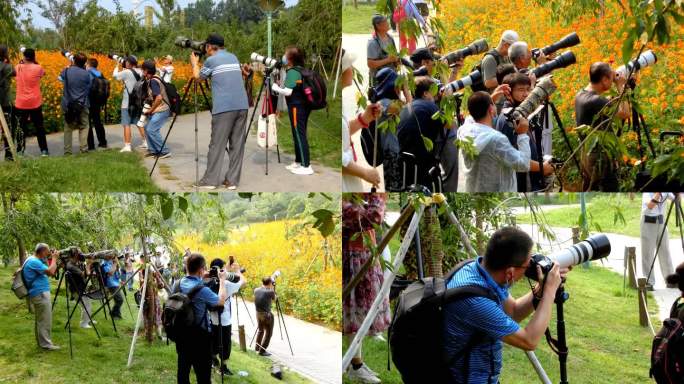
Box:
[244,67,281,175]
[250,282,294,356]
[538,101,579,191]
[235,290,255,326]
[645,194,684,286]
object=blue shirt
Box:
[179,276,220,331]
[443,257,520,384]
[59,66,92,110]
[88,67,102,79]
[23,256,50,298]
[102,260,120,288]
[199,49,248,115]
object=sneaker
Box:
[258,350,272,357]
[144,152,156,158]
[290,166,314,175]
[158,152,171,159]
[285,162,301,170]
[346,363,380,383]
[80,323,92,329]
[138,142,148,150]
[120,144,132,153]
[193,183,217,190]
[40,150,49,157]
[43,344,61,351]
[222,181,237,190]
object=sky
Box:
[22,0,299,29]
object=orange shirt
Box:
[15,63,45,109]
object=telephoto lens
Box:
[19,45,26,53]
[250,52,280,69]
[525,234,611,280]
[531,51,577,78]
[441,70,482,95]
[271,270,281,282]
[61,49,74,62]
[443,38,488,67]
[506,75,557,124]
[82,249,119,260]
[108,53,125,65]
[616,50,657,80]
[531,32,580,59]
[175,36,206,55]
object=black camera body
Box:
[525,254,554,281]
[175,36,206,56]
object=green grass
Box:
[275,92,342,169]
[0,150,161,193]
[343,4,376,34]
[0,267,311,384]
[343,266,656,384]
[516,193,680,238]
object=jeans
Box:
[287,103,311,167]
[87,103,107,149]
[144,109,170,155]
[255,311,274,352]
[176,327,212,384]
[16,106,48,153]
[30,291,55,348]
[64,108,89,155]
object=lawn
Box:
[342,4,376,34]
[0,267,311,384]
[275,90,342,169]
[516,193,680,238]
[342,265,656,384]
[0,150,161,193]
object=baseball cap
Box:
[501,30,519,45]
[206,33,224,47]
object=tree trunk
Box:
[141,235,155,344]
[475,213,485,255]
[424,206,444,278]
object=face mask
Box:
[282,55,288,65]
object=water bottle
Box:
[304,87,314,103]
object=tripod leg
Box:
[122,286,134,319]
[51,270,65,311]
[128,265,149,368]
[244,76,268,144]
[240,294,255,326]
[276,299,294,355]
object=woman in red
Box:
[15,48,49,156]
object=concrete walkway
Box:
[229,299,341,384]
[5,109,340,192]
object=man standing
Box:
[102,255,124,320]
[367,14,400,87]
[641,193,677,290]
[15,48,49,156]
[190,33,249,190]
[23,243,60,350]
[140,60,171,159]
[59,53,91,155]
[254,276,276,356]
[480,30,518,91]
[86,58,108,150]
[113,56,146,152]
[0,44,16,160]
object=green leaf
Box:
[177,196,188,212]
[311,209,335,238]
[238,193,254,200]
[422,135,434,152]
[161,197,173,220]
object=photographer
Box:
[443,227,569,383]
[574,62,630,191]
[113,56,146,152]
[397,76,449,190]
[208,258,245,375]
[367,15,412,103]
[254,276,276,356]
[59,52,91,155]
[176,253,229,384]
[23,243,60,350]
[495,73,554,191]
[508,41,549,83]
[641,193,677,290]
[101,255,124,320]
[0,45,16,160]
[190,33,249,190]
[140,59,171,159]
[15,48,49,156]
[65,251,94,329]
[86,58,108,150]
[479,30,518,91]
[271,46,314,176]
[457,91,530,192]
[157,55,174,83]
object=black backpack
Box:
[153,76,181,116]
[90,73,110,106]
[470,49,504,93]
[128,70,145,119]
[650,299,684,383]
[162,283,205,343]
[389,259,498,383]
[293,67,327,111]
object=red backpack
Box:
[650,299,684,383]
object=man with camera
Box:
[22,243,60,350]
[443,227,569,383]
[140,60,171,159]
[495,73,554,191]
[574,62,630,191]
[208,258,245,375]
[176,253,229,384]
[190,33,249,190]
[254,276,277,356]
[65,250,95,328]
[641,193,677,290]
[102,254,124,320]
[480,30,518,91]
[59,52,91,155]
[113,56,147,152]
[457,91,531,192]
[85,58,108,150]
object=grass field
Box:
[342,4,376,34]
[343,265,656,384]
[516,194,680,238]
[276,90,342,169]
[0,150,161,193]
[0,267,311,384]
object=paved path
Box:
[5,109,340,192]
[229,299,341,384]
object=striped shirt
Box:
[199,49,248,114]
[443,257,520,383]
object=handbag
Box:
[257,114,278,148]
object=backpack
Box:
[650,299,684,383]
[128,69,145,120]
[293,67,327,111]
[153,75,181,116]
[162,283,205,343]
[389,259,498,384]
[470,49,504,93]
[90,73,110,106]
[11,258,31,300]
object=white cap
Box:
[501,30,519,45]
[341,50,357,73]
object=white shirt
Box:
[342,116,365,192]
[209,279,244,326]
[159,65,174,83]
[642,193,675,216]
